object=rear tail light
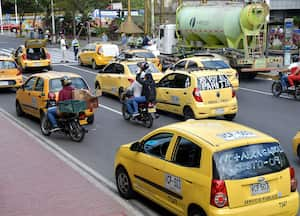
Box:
[16,68,22,76]
[22,54,27,60]
[210,179,228,208]
[193,88,203,102]
[148,102,155,108]
[232,89,236,98]
[235,72,239,79]
[79,112,86,120]
[46,53,51,59]
[48,92,56,100]
[290,167,298,192]
[128,78,134,83]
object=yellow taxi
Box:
[117,49,162,71]
[166,54,239,90]
[115,119,299,216]
[156,70,238,120]
[78,42,119,69]
[0,54,23,88]
[12,39,52,72]
[292,131,300,159]
[95,60,163,98]
[15,71,95,124]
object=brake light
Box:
[46,53,51,59]
[232,89,236,98]
[79,112,86,120]
[22,54,27,60]
[193,88,203,102]
[290,167,298,192]
[210,179,228,208]
[235,72,239,79]
[128,78,134,83]
[48,92,56,100]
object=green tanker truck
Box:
[158,1,283,77]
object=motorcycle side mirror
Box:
[130,141,143,152]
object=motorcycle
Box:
[271,72,300,100]
[121,93,158,128]
[40,96,87,142]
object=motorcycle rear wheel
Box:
[69,120,85,142]
[143,113,153,128]
[272,82,282,97]
[40,114,51,136]
[122,103,131,120]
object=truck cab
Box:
[158,24,177,55]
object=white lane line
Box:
[0,108,143,216]
[2,48,12,52]
[100,104,122,115]
[64,65,98,75]
[240,87,293,99]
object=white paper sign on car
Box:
[165,173,182,194]
[217,131,257,141]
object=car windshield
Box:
[213,142,290,180]
[0,60,17,69]
[50,77,89,92]
[134,52,155,58]
[127,63,160,74]
[197,74,231,91]
[201,60,230,70]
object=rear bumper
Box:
[0,76,23,88]
[193,98,238,119]
[24,60,51,69]
[207,192,299,216]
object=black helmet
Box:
[61,76,72,86]
[137,61,149,71]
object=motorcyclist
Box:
[280,62,300,90]
[47,76,74,131]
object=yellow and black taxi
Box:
[292,131,300,159]
[115,119,299,216]
[78,42,119,69]
[15,71,95,124]
[0,54,23,89]
[117,48,162,71]
[156,69,238,120]
[95,60,163,98]
[166,54,239,90]
[12,39,52,72]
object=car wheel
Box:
[92,60,97,70]
[87,114,94,124]
[183,107,195,120]
[47,65,52,71]
[224,113,236,121]
[272,82,282,97]
[115,166,134,199]
[16,101,24,117]
[188,206,206,216]
[95,82,104,96]
[40,113,51,136]
[78,57,83,66]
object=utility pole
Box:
[160,0,164,25]
[51,0,56,43]
[14,0,18,24]
[144,0,150,35]
[0,0,3,34]
[151,0,154,35]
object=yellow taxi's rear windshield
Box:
[201,60,230,70]
[197,74,231,90]
[0,60,17,69]
[128,63,159,74]
[50,77,88,92]
[213,142,290,180]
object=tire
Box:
[78,57,83,66]
[16,101,24,117]
[297,146,300,159]
[69,120,85,142]
[183,107,195,120]
[224,113,236,121]
[95,82,104,96]
[40,113,51,136]
[122,103,130,120]
[47,65,53,71]
[188,206,206,216]
[87,114,94,124]
[272,82,282,97]
[92,60,97,70]
[294,88,300,101]
[143,113,153,128]
[115,166,134,199]
[118,87,124,100]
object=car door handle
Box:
[153,167,160,171]
[184,92,187,95]
[166,91,169,94]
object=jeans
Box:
[125,98,135,114]
[74,47,79,60]
[281,74,288,90]
[133,96,146,113]
[47,106,58,127]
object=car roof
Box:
[161,120,276,152]
[31,71,82,79]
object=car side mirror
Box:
[130,141,143,152]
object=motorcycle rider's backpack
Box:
[145,81,156,103]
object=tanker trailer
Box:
[159,1,283,78]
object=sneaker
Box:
[132,112,139,117]
[288,86,296,91]
[50,127,61,132]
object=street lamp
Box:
[51,0,56,43]
[0,0,3,34]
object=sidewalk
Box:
[0,109,140,216]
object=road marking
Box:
[240,87,293,99]
[64,65,98,75]
[100,104,122,115]
[0,108,144,216]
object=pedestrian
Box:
[60,34,67,63]
[101,32,108,42]
[38,28,44,39]
[121,33,127,49]
[71,37,80,61]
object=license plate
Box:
[251,182,270,195]
[148,107,156,113]
[215,108,224,115]
[0,81,9,86]
[34,62,42,66]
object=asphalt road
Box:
[1,35,300,215]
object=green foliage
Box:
[293,16,300,28]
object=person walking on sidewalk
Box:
[101,32,108,42]
[60,34,68,63]
[71,37,80,61]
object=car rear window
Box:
[0,60,17,69]
[127,63,159,74]
[134,52,155,58]
[99,45,119,57]
[197,74,231,90]
[50,77,89,92]
[201,60,230,69]
[213,142,290,180]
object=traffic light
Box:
[117,9,121,18]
